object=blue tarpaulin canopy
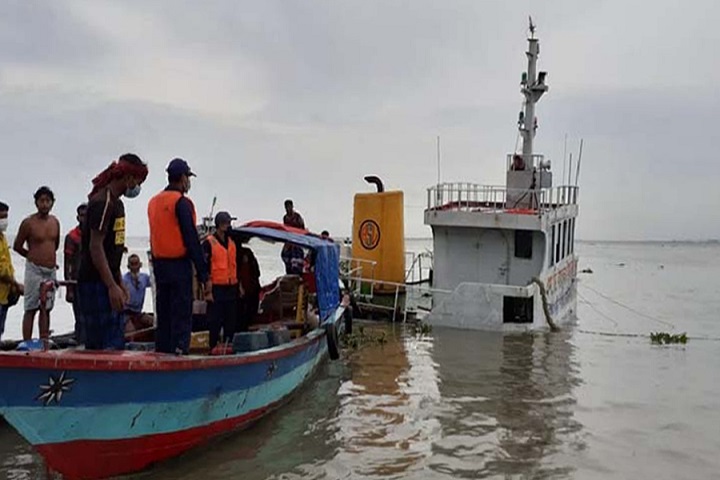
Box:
[232,224,340,321]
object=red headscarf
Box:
[89,156,149,198]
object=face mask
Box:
[0,219,7,232]
[125,184,142,198]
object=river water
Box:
[1,241,719,479]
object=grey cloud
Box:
[0,1,108,66]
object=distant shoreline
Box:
[4,235,718,246]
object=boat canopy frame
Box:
[231,221,340,321]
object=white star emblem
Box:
[36,371,76,406]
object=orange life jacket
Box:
[148,190,197,259]
[208,235,237,285]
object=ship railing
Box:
[404,251,433,284]
[505,153,546,171]
[339,256,377,298]
[339,274,452,323]
[426,183,578,213]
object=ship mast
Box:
[519,17,548,164]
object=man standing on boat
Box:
[13,186,60,342]
[0,201,23,341]
[282,199,306,274]
[64,202,87,344]
[148,158,210,355]
[236,234,261,332]
[202,211,239,348]
[78,154,148,350]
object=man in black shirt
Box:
[78,154,148,350]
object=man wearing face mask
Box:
[78,153,148,350]
[148,158,210,355]
[0,201,24,341]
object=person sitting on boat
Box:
[0,201,24,341]
[148,158,210,355]
[202,211,239,349]
[281,243,305,275]
[78,154,148,350]
[122,253,154,334]
[64,202,87,344]
[283,199,305,229]
[236,234,261,332]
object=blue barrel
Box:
[266,328,292,347]
[232,331,270,353]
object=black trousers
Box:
[154,259,193,354]
[209,285,238,348]
[237,291,259,332]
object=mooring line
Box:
[577,329,720,342]
[578,291,619,329]
[579,283,675,329]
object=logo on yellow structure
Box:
[358,220,380,250]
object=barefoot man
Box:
[13,186,60,341]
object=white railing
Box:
[339,256,377,298]
[405,251,433,284]
[340,252,438,322]
[505,153,546,171]
[426,182,578,213]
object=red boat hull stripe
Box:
[36,400,278,480]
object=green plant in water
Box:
[341,326,389,351]
[650,332,688,345]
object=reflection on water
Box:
[2,242,720,479]
[429,329,583,479]
[0,326,583,480]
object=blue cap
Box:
[166,158,196,177]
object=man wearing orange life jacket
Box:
[202,211,240,349]
[148,158,210,355]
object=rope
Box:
[579,283,675,329]
[531,277,559,332]
[578,291,618,329]
[577,329,720,342]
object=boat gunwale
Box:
[0,328,325,372]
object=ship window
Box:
[569,219,575,254]
[561,221,567,259]
[550,225,556,266]
[555,223,561,263]
[515,230,533,259]
[503,296,534,323]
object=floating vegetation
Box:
[580,268,594,274]
[650,332,688,345]
[341,326,388,351]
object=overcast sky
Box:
[0,0,718,241]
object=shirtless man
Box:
[13,186,60,341]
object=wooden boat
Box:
[0,222,346,479]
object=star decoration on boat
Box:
[36,371,76,406]
[266,361,278,379]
